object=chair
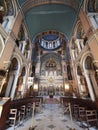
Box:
[35,101,41,113]
[86,110,98,130]
[9,109,17,129]
[20,105,26,121]
[26,103,32,118]
[78,107,86,127]
[63,102,69,114]
[73,104,79,120]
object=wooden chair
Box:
[9,109,17,129]
[35,101,41,113]
[73,104,79,120]
[85,110,98,130]
[78,107,86,127]
[26,103,32,118]
[20,105,26,121]
[63,102,69,114]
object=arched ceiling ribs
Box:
[17,0,80,13]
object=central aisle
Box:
[13,97,86,130]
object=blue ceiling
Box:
[17,0,83,40]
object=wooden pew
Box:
[60,97,98,129]
[6,96,43,128]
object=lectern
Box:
[0,97,11,130]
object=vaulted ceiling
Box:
[16,0,83,41]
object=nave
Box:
[7,97,98,130]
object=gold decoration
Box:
[48,77,54,83]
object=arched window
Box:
[5,0,14,16]
[88,0,95,12]
[87,0,98,12]
[76,24,84,39]
[85,56,94,70]
[10,58,18,71]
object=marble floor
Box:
[7,97,98,130]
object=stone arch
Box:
[76,64,89,98]
[9,57,19,71]
[5,53,23,99]
[21,63,28,75]
[12,52,23,70]
[80,51,92,71]
[12,0,18,17]
[72,20,87,46]
[80,52,97,101]
[33,30,68,44]
[73,20,81,38]
[83,0,89,13]
[5,57,19,98]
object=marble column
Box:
[89,71,98,98]
[10,72,20,99]
[20,76,26,97]
[27,50,30,59]
[84,71,95,101]
[72,50,75,60]
[75,49,78,58]
[80,39,84,49]
[5,73,14,97]
[75,39,81,52]
[22,41,26,54]
[77,75,82,95]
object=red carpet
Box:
[44,98,59,104]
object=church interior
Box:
[0,0,98,130]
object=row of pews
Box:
[60,97,98,130]
[0,96,43,130]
